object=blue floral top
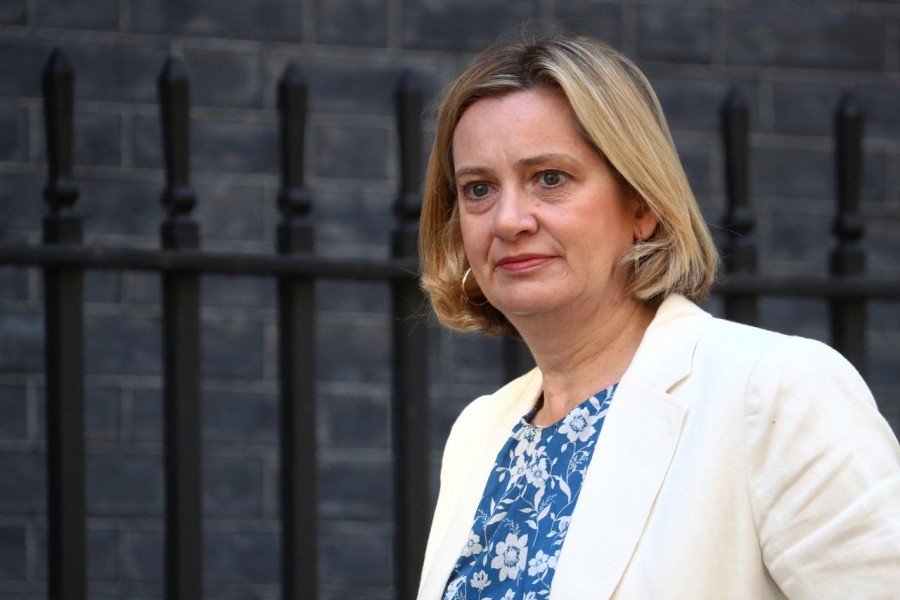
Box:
[443,384,617,600]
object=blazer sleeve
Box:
[744,336,900,600]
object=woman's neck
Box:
[513,296,656,427]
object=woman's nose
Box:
[491,187,538,241]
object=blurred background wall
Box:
[1,1,899,598]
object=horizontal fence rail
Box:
[0,49,897,600]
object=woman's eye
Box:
[539,171,565,187]
[467,183,491,198]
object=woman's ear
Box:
[632,198,659,241]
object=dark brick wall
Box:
[1,1,899,598]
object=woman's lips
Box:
[497,254,553,272]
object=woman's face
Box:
[452,88,655,322]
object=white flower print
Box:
[501,590,516,600]
[524,593,537,600]
[548,549,561,569]
[527,550,551,576]
[491,532,528,581]
[508,454,528,483]
[514,424,542,456]
[462,531,483,557]
[524,457,550,488]
[471,570,491,590]
[443,576,465,600]
[558,406,598,443]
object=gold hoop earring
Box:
[461,268,489,307]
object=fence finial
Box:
[43,48,80,216]
[833,93,865,267]
[394,71,425,234]
[277,62,313,229]
[158,57,198,249]
[720,87,758,323]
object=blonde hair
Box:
[419,33,718,335]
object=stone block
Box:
[0,312,44,372]
[0,174,44,236]
[33,0,118,30]
[182,48,264,109]
[202,276,274,310]
[77,178,162,238]
[649,76,757,133]
[637,6,713,63]
[772,82,839,135]
[868,215,900,277]
[0,0,26,24]
[312,189,393,253]
[315,0,388,47]
[130,0,304,43]
[675,139,718,197]
[87,452,164,517]
[201,318,266,379]
[317,281,390,315]
[130,388,163,443]
[401,0,539,51]
[88,527,119,581]
[0,107,28,162]
[203,456,264,518]
[554,1,623,47]
[193,119,278,175]
[445,333,506,387]
[74,112,122,168]
[726,10,883,70]
[317,392,389,448]
[751,147,831,200]
[85,271,123,304]
[768,209,831,271]
[121,529,163,582]
[318,458,391,521]
[318,320,390,384]
[0,527,26,579]
[0,453,45,514]
[84,314,161,376]
[86,386,121,441]
[204,531,279,584]
[68,41,169,104]
[264,55,438,117]
[0,267,29,301]
[320,533,391,585]
[193,178,268,243]
[203,389,277,444]
[0,384,27,441]
[312,124,392,181]
[0,38,55,98]
[124,272,161,307]
[758,297,828,340]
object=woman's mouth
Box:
[497,254,553,272]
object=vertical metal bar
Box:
[276,63,317,600]
[830,94,867,376]
[42,48,86,600]
[391,72,430,600]
[721,88,758,324]
[158,57,203,600]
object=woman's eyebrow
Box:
[516,153,573,168]
[454,166,491,179]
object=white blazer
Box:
[418,295,900,599]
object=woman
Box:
[416,33,900,599]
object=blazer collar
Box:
[418,295,711,599]
[551,294,711,597]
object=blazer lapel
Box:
[417,370,544,599]
[551,295,710,598]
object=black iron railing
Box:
[0,50,898,600]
